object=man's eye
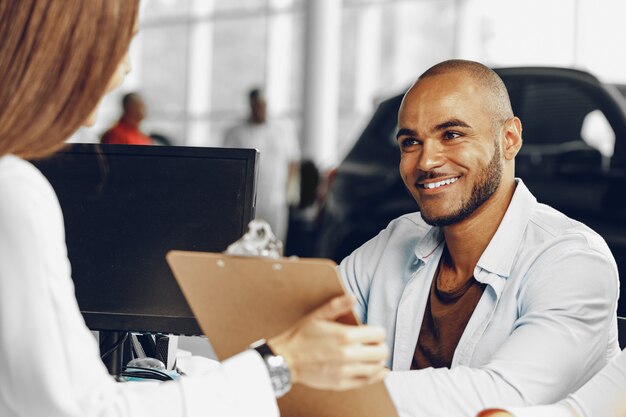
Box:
[399,138,420,148]
[443,131,461,140]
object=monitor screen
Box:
[34,144,257,335]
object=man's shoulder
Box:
[102,126,115,137]
[526,201,612,257]
[376,212,435,243]
[510,181,611,255]
[342,211,436,272]
[391,212,431,228]
[101,122,125,143]
[223,122,250,143]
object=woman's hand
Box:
[268,294,389,391]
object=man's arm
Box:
[478,405,576,417]
[482,347,626,417]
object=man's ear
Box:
[502,117,522,160]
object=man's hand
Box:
[268,294,389,391]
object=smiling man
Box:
[339,60,620,416]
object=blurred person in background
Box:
[223,88,300,243]
[0,1,389,416]
[101,92,153,145]
[285,159,321,257]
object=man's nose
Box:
[416,139,445,172]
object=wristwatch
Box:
[250,339,292,398]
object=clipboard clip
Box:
[224,219,283,259]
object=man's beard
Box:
[420,141,503,227]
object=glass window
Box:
[140,26,189,116]
[84,0,626,161]
[511,78,614,177]
[211,17,267,114]
[519,80,599,145]
[581,110,615,158]
[288,13,305,113]
[213,0,267,13]
[142,0,190,20]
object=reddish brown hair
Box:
[0,0,139,159]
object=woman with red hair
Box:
[0,2,388,416]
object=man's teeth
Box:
[423,177,459,189]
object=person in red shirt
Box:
[101,92,153,145]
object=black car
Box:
[317,67,626,315]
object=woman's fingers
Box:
[310,294,356,322]
[343,324,386,344]
[268,295,390,391]
[340,361,389,379]
[326,367,390,391]
[341,343,389,363]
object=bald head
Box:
[414,59,513,129]
[396,59,524,227]
[122,92,146,122]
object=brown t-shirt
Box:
[411,265,487,370]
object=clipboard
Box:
[166,250,398,417]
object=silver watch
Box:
[250,339,292,398]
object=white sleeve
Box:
[79,351,278,417]
[180,350,279,417]
[0,159,278,417]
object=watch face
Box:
[265,354,291,397]
[250,341,292,397]
[270,372,291,397]
[267,355,285,368]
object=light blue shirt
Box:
[505,347,626,417]
[339,179,620,417]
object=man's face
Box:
[251,98,267,124]
[128,97,146,121]
[397,72,505,226]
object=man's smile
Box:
[416,176,460,190]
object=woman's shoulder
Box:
[0,155,58,216]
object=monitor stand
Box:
[99,331,132,376]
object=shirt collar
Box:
[411,178,536,277]
[476,178,536,277]
[414,223,444,262]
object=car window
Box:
[509,78,614,178]
[581,109,615,158]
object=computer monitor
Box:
[34,143,257,337]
